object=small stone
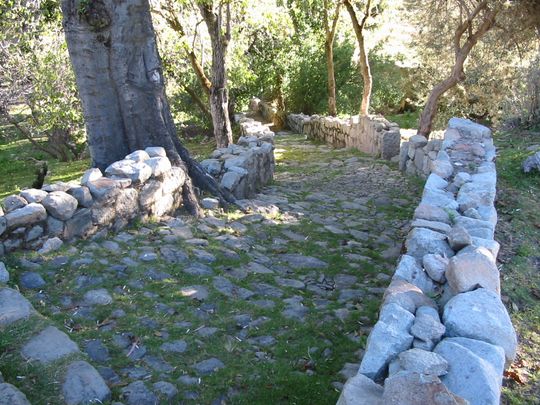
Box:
[193,357,225,375]
[19,272,45,289]
[21,326,79,363]
[178,375,199,386]
[280,254,328,269]
[121,381,157,405]
[145,156,171,177]
[0,288,35,326]
[0,383,31,405]
[38,237,63,254]
[201,198,219,210]
[447,225,472,251]
[0,263,9,284]
[62,361,111,405]
[405,228,454,260]
[145,146,167,157]
[82,289,113,306]
[84,340,110,362]
[410,306,445,350]
[275,277,305,289]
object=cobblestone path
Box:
[2,133,421,404]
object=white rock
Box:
[145,156,172,177]
[20,189,48,203]
[145,146,167,158]
[337,374,383,405]
[446,248,500,295]
[125,150,150,162]
[81,168,103,185]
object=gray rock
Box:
[337,373,383,405]
[280,253,328,269]
[447,225,472,251]
[446,249,500,295]
[382,371,466,405]
[125,150,150,162]
[180,285,209,301]
[522,151,540,173]
[411,219,452,234]
[405,228,454,260]
[434,339,503,405]
[64,208,93,240]
[153,381,178,400]
[193,357,225,375]
[358,303,415,381]
[86,178,121,202]
[0,263,8,284]
[161,340,187,353]
[145,146,166,157]
[410,306,445,350]
[121,381,157,405]
[413,204,453,224]
[67,186,93,208]
[84,339,110,362]
[221,171,243,190]
[275,277,305,289]
[145,156,171,177]
[5,203,47,230]
[0,217,5,237]
[443,288,517,363]
[81,168,102,185]
[38,237,63,254]
[388,348,448,376]
[3,195,28,212]
[201,197,219,210]
[82,289,112,306]
[26,225,43,241]
[46,215,64,237]
[393,255,436,294]
[201,159,223,175]
[0,288,35,326]
[0,383,31,405]
[19,272,45,289]
[383,279,436,314]
[62,361,111,405]
[42,191,78,220]
[20,188,48,204]
[422,254,448,283]
[21,326,79,363]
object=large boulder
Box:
[42,191,78,220]
[442,288,517,363]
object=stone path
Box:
[1,133,421,404]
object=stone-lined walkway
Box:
[1,133,421,404]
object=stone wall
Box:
[287,113,401,160]
[201,117,275,200]
[399,132,448,178]
[0,147,186,256]
[338,118,515,405]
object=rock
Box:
[193,357,225,375]
[145,146,167,157]
[64,208,93,240]
[201,159,223,175]
[105,160,152,184]
[382,371,466,405]
[393,255,436,294]
[0,217,5,237]
[125,150,150,162]
[67,187,93,208]
[522,151,540,173]
[410,306,445,350]
[62,361,111,405]
[447,225,472,251]
[38,237,63,254]
[275,277,305,289]
[26,225,43,241]
[443,288,517,363]
[121,381,157,405]
[422,254,448,283]
[82,289,112,306]
[42,191,78,220]
[434,338,504,405]
[220,171,243,190]
[383,279,436,314]
[84,340,110,362]
[280,254,328,269]
[145,156,171,177]
[153,381,178,400]
[358,303,415,381]
[86,178,121,202]
[46,216,64,237]
[0,288,35,326]
[414,204,453,224]
[21,326,79,363]
[431,159,454,179]
[411,219,451,234]
[3,195,28,212]
[201,198,219,210]
[81,168,102,185]
[446,249,500,295]
[179,285,209,301]
[0,263,8,284]
[20,189,48,204]
[161,340,187,353]
[337,374,383,405]
[388,348,448,376]
[5,203,47,230]
[410,135,428,149]
[405,228,454,260]
[19,271,45,289]
[0,383,31,405]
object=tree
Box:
[61,0,234,215]
[198,0,234,148]
[343,0,374,116]
[323,0,341,116]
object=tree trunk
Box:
[199,3,233,148]
[61,0,235,215]
[183,84,213,124]
[187,50,212,97]
[325,41,337,117]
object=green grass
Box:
[386,111,420,129]
[495,129,540,405]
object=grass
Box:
[494,128,540,404]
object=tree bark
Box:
[324,1,341,117]
[61,0,235,215]
[199,2,233,148]
[344,0,372,116]
[418,1,498,137]
[183,84,213,123]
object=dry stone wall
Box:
[287,113,401,160]
[338,118,515,405]
[0,147,186,256]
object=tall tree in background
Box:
[416,0,498,138]
[61,0,234,215]
[323,0,341,116]
[343,0,373,116]
[198,0,234,148]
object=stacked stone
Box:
[287,113,400,160]
[0,147,186,256]
[0,287,111,404]
[338,118,515,405]
[201,123,275,200]
[399,134,444,178]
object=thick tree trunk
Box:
[417,76,460,137]
[199,3,233,148]
[61,0,234,215]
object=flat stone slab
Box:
[0,288,35,326]
[62,361,111,405]
[21,326,80,363]
[279,254,328,269]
